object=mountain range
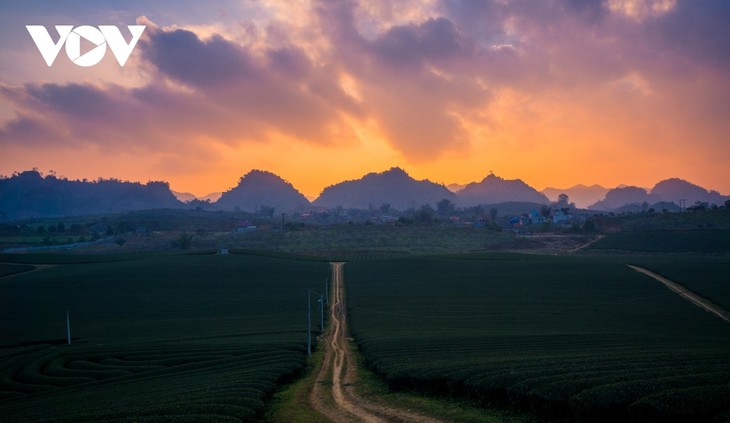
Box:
[1,169,727,220]
[588,178,727,211]
[313,167,454,210]
[214,170,310,213]
[458,174,549,206]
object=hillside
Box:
[651,178,727,205]
[0,170,182,220]
[214,170,310,213]
[313,167,455,211]
[542,184,609,209]
[457,174,549,207]
[589,179,729,211]
[589,186,653,211]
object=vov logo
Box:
[26,25,146,67]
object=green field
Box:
[0,253,329,422]
[586,229,730,253]
[628,255,730,311]
[345,254,730,422]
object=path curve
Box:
[309,262,447,423]
[628,265,730,323]
[0,264,58,280]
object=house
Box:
[235,220,257,233]
[552,209,570,224]
[529,210,547,224]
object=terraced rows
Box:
[0,253,329,422]
[0,341,305,422]
[345,255,730,422]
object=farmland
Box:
[344,254,730,422]
[0,253,329,422]
[585,229,730,253]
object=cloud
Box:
[1,0,729,194]
[141,26,259,88]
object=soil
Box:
[309,262,448,423]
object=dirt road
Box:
[0,264,57,279]
[628,265,730,323]
[309,262,446,423]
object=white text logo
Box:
[26,25,146,67]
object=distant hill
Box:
[589,179,728,211]
[457,174,549,207]
[172,190,197,202]
[214,170,309,213]
[542,184,609,209]
[313,167,454,210]
[173,190,222,203]
[446,183,465,193]
[0,170,183,220]
[589,186,653,211]
[650,178,727,206]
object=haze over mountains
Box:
[542,185,610,209]
[1,169,727,220]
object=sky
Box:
[1,0,729,199]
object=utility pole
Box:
[66,311,71,345]
[307,289,311,357]
[320,293,324,332]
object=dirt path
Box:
[0,264,58,279]
[567,235,604,253]
[628,265,730,323]
[309,262,447,423]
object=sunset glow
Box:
[1,0,729,198]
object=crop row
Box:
[345,255,730,421]
[0,253,329,422]
[0,341,306,422]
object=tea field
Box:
[0,253,329,422]
[345,254,730,422]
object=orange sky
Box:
[1,0,729,198]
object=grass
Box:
[344,253,730,422]
[260,344,330,423]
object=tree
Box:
[539,206,552,218]
[171,233,194,250]
[557,193,570,208]
[489,207,498,223]
[257,205,275,217]
[416,204,435,223]
[437,199,455,216]
[115,238,126,247]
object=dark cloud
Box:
[267,47,312,79]
[141,27,258,88]
[370,18,473,68]
[0,114,57,147]
[647,1,730,67]
[25,83,124,119]
[0,19,362,154]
